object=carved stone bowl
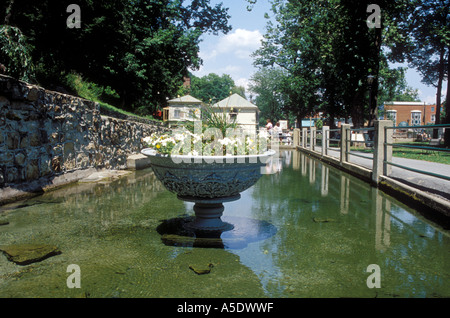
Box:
[141,149,275,232]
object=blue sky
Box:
[191,0,446,105]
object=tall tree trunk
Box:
[351,89,364,128]
[444,49,450,147]
[433,47,445,138]
[296,114,302,129]
[368,25,382,128]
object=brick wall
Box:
[384,102,443,126]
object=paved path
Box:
[315,147,450,201]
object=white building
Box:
[212,94,260,134]
[163,95,203,126]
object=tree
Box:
[248,67,288,124]
[252,0,413,130]
[252,0,324,128]
[1,0,231,114]
[378,60,420,105]
[387,0,449,140]
[189,73,243,103]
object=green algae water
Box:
[0,150,449,298]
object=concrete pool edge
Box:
[0,154,151,206]
[0,167,135,206]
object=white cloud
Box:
[216,28,263,59]
[191,28,264,94]
[219,65,242,74]
[235,78,250,90]
[419,86,447,104]
[199,49,218,60]
[423,95,436,104]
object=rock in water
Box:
[0,244,61,265]
[189,263,214,275]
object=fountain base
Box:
[178,195,240,232]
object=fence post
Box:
[310,126,316,151]
[322,126,329,156]
[340,124,351,164]
[384,125,393,176]
[293,128,300,147]
[372,120,393,184]
[302,128,307,148]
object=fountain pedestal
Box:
[179,195,240,232]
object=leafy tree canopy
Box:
[1,0,231,114]
[183,73,246,104]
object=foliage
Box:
[1,0,231,114]
[189,73,245,103]
[180,103,238,138]
[378,59,421,106]
[62,72,159,120]
[144,102,266,157]
[248,67,288,124]
[252,0,411,128]
[387,0,449,140]
[200,104,238,137]
[144,99,267,157]
[0,25,35,82]
[63,72,119,103]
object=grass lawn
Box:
[351,142,450,165]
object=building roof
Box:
[167,95,203,105]
[213,94,259,110]
[384,101,426,106]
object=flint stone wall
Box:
[0,75,167,194]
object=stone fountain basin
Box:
[141,149,275,232]
[140,149,275,199]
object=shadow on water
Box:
[156,215,277,249]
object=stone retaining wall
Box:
[0,75,168,199]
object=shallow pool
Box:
[0,150,449,298]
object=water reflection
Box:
[0,170,173,237]
[292,150,391,249]
[230,150,449,297]
[156,215,277,249]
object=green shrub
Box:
[0,25,35,82]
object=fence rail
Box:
[294,121,449,184]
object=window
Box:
[173,109,181,119]
[386,110,397,126]
[411,111,421,126]
[431,114,436,122]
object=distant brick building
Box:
[383,102,443,126]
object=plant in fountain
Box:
[143,103,269,159]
